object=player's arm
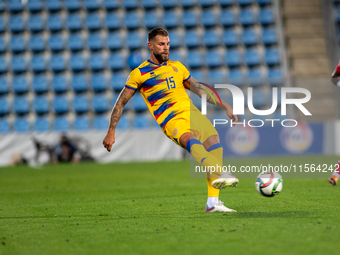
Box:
[103,87,136,152]
[331,64,340,86]
[184,77,238,122]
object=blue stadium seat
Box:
[126,32,143,49]
[107,32,123,50]
[268,68,283,86]
[70,54,86,71]
[208,69,224,80]
[87,33,103,50]
[12,76,28,94]
[259,8,274,25]
[219,0,234,6]
[0,1,3,12]
[71,74,87,93]
[163,11,179,28]
[10,35,25,53]
[223,29,239,47]
[8,0,23,12]
[262,28,277,45]
[0,37,5,53]
[52,74,68,93]
[53,95,69,114]
[184,30,201,48]
[144,11,160,29]
[200,0,215,7]
[142,0,157,8]
[89,53,105,71]
[50,54,65,72]
[105,12,120,30]
[0,57,6,73]
[74,116,90,131]
[116,115,129,129]
[109,52,125,70]
[0,77,8,95]
[242,28,258,46]
[132,93,147,111]
[182,10,199,28]
[13,96,29,115]
[93,115,109,130]
[84,0,101,10]
[31,55,46,72]
[32,75,48,94]
[237,0,252,6]
[54,116,69,132]
[28,15,43,32]
[11,56,26,73]
[180,0,196,8]
[123,0,139,9]
[92,94,108,112]
[34,117,50,132]
[86,13,102,30]
[0,17,4,33]
[187,50,203,68]
[48,34,64,51]
[257,0,271,5]
[227,68,244,86]
[46,0,61,11]
[0,118,10,133]
[168,30,181,48]
[203,30,220,48]
[133,114,149,129]
[65,0,81,11]
[73,95,89,113]
[128,51,142,69]
[124,11,140,29]
[250,89,266,107]
[0,97,9,115]
[29,35,45,52]
[9,15,24,32]
[28,0,42,12]
[226,49,242,67]
[104,0,119,9]
[161,0,178,8]
[91,73,106,91]
[244,48,261,66]
[206,49,223,68]
[264,48,280,66]
[66,14,82,31]
[33,96,49,114]
[247,68,263,86]
[47,14,63,32]
[202,10,218,27]
[68,34,83,51]
[14,117,30,133]
[110,72,125,91]
[239,9,256,26]
[221,10,236,27]
[190,69,204,79]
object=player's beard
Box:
[153,52,169,63]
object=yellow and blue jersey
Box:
[125,59,191,130]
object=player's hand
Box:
[225,104,238,125]
[103,132,115,152]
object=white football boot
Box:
[211,171,239,189]
[205,200,236,212]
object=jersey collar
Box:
[147,59,168,66]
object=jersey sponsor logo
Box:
[172,66,178,72]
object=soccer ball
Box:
[255,171,283,197]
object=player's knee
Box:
[179,132,191,148]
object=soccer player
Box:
[103,28,239,212]
[328,62,340,185]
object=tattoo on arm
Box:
[108,88,136,131]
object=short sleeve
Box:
[176,61,191,81]
[125,68,142,90]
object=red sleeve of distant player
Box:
[336,59,340,73]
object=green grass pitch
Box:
[1,155,340,255]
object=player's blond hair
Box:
[148,28,169,42]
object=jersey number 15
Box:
[166,77,176,89]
